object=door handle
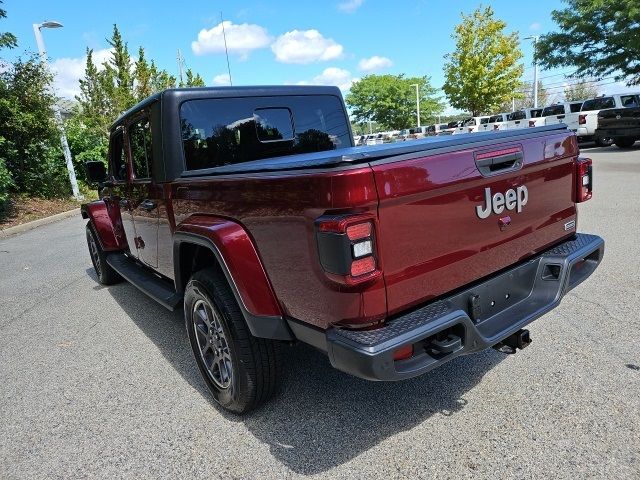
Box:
[140,199,157,211]
[474,147,523,176]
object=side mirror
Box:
[85,161,107,184]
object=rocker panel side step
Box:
[106,253,182,311]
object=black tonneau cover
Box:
[180,124,569,177]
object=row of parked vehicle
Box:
[355,92,640,148]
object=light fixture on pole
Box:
[410,83,420,127]
[33,20,81,200]
[524,35,539,108]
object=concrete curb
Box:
[0,208,79,239]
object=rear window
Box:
[480,117,490,124]
[530,109,543,118]
[581,97,615,111]
[542,105,565,116]
[509,111,526,121]
[180,95,351,170]
[488,115,501,122]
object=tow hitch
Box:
[493,329,531,354]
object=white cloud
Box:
[191,21,272,59]
[50,48,112,99]
[271,30,344,64]
[358,55,393,72]
[212,73,232,86]
[297,67,357,92]
[529,22,541,31]
[337,0,364,13]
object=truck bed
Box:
[180,124,569,176]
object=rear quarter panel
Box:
[171,166,387,329]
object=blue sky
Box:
[1,0,633,111]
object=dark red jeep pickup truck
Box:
[82,86,604,413]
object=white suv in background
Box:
[486,113,510,131]
[543,101,584,131]
[453,116,490,134]
[577,93,640,145]
[507,108,544,129]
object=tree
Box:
[536,0,640,86]
[183,68,205,87]
[0,57,68,198]
[564,80,599,101]
[500,80,550,112]
[102,25,135,116]
[443,6,524,116]
[0,1,16,50]
[76,49,111,135]
[134,47,153,102]
[346,74,444,130]
[0,0,16,208]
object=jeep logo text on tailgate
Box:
[476,185,528,219]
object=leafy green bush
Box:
[0,56,70,198]
[64,114,108,183]
[0,155,12,209]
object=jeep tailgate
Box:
[370,131,579,315]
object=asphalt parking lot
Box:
[1,145,639,479]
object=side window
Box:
[621,95,638,108]
[570,103,583,113]
[128,117,153,180]
[110,130,126,181]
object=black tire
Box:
[184,268,281,414]
[614,137,636,149]
[595,136,613,147]
[86,222,122,285]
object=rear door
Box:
[370,131,578,314]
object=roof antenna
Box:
[221,12,233,86]
[177,49,185,85]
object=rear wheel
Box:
[86,222,121,285]
[184,268,281,414]
[614,137,636,149]
[595,136,613,147]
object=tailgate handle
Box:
[474,147,523,176]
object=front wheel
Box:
[86,222,121,285]
[184,268,281,414]
[614,137,636,149]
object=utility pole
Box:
[33,21,81,200]
[525,36,540,108]
[410,83,420,127]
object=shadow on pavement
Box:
[100,271,506,475]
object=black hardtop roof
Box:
[111,85,343,129]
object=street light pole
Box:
[33,21,81,200]
[410,83,420,127]
[525,35,540,108]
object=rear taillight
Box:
[575,157,593,202]
[578,114,587,125]
[529,120,536,127]
[316,214,379,284]
[494,124,499,130]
